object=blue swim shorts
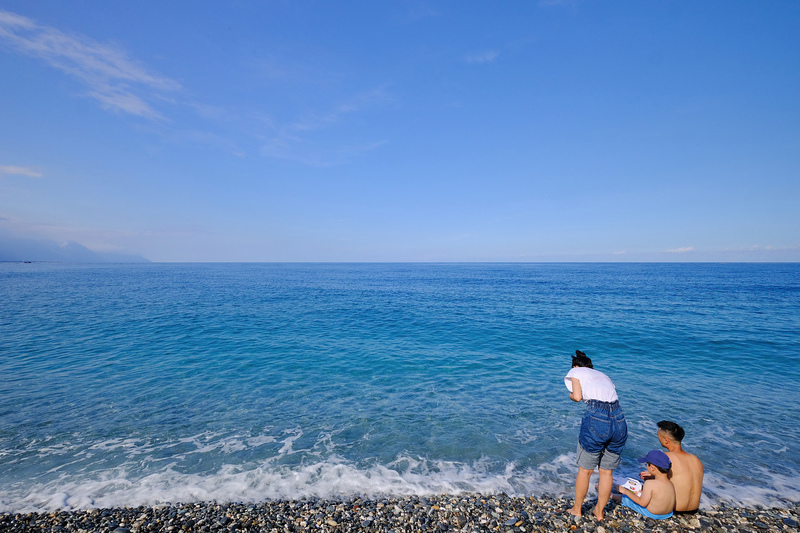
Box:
[621,495,673,520]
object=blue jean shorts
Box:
[577,400,627,470]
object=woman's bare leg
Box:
[568,467,593,517]
[593,468,614,521]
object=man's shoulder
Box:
[686,451,704,470]
[667,448,700,459]
[677,449,703,462]
[667,450,704,470]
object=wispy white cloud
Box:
[0,9,180,119]
[261,133,386,167]
[0,9,386,162]
[539,0,578,7]
[167,129,246,158]
[464,50,499,64]
[719,244,800,253]
[293,87,389,132]
[0,165,42,178]
[665,246,695,253]
[399,5,442,23]
[260,87,390,166]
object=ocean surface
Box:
[1,262,799,513]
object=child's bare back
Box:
[640,476,676,516]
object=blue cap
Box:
[638,450,671,470]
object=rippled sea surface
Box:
[1,263,799,512]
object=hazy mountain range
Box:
[0,235,150,263]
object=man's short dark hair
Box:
[572,350,593,369]
[657,420,685,442]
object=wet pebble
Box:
[0,495,797,532]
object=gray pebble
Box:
[0,496,796,533]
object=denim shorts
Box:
[576,399,627,470]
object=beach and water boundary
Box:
[2,262,799,519]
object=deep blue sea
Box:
[1,263,799,513]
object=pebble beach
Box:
[2,495,799,533]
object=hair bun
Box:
[575,350,586,357]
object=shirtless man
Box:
[640,420,704,512]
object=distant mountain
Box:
[0,236,151,263]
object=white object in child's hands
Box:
[621,478,643,496]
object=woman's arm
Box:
[569,378,582,402]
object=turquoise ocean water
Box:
[1,263,799,512]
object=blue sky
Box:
[1,1,798,262]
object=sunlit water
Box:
[1,262,799,512]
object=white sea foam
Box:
[0,453,571,514]
[4,424,800,514]
[3,431,799,514]
[0,429,575,513]
[702,467,800,509]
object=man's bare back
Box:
[666,449,704,512]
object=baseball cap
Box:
[638,450,671,470]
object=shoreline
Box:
[2,495,798,532]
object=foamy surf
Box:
[3,450,798,513]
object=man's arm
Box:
[569,378,582,402]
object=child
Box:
[614,450,676,520]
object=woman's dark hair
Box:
[572,350,593,369]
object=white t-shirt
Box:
[564,366,619,403]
